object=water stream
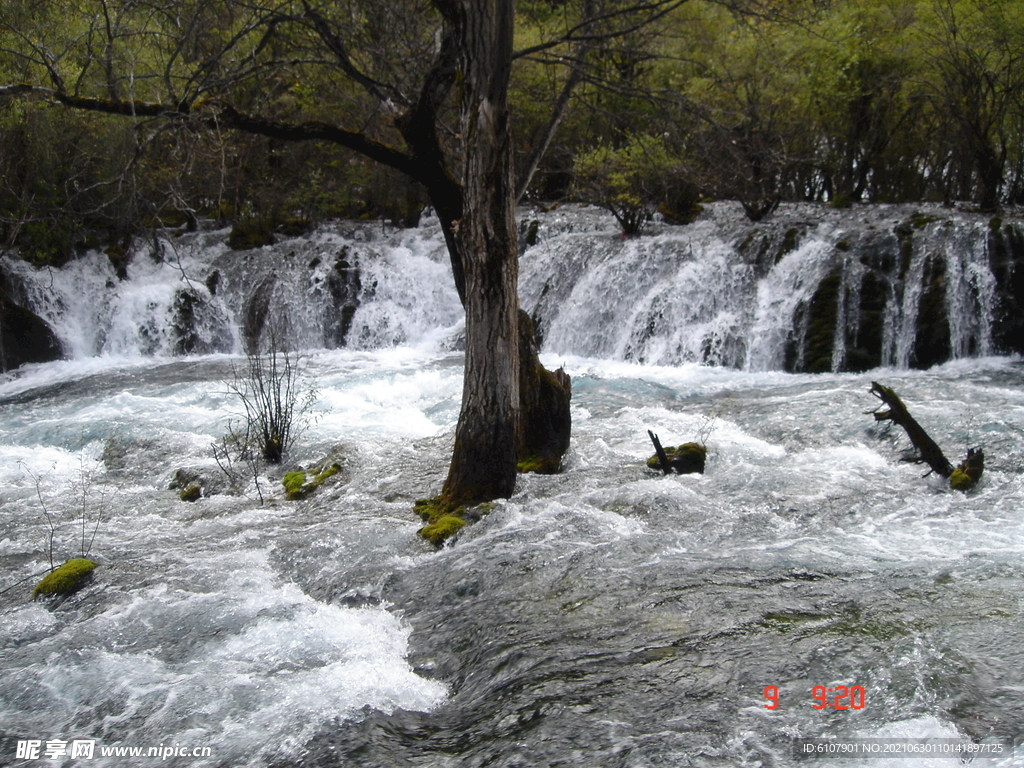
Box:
[2,205,1023,766]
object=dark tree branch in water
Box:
[647,430,672,475]
[869,381,953,478]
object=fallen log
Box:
[868,381,983,490]
[869,381,953,478]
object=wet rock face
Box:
[0,288,62,372]
[323,249,361,349]
[988,220,1024,356]
[172,288,234,356]
[911,251,951,370]
[765,209,1001,374]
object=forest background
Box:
[2,0,1023,263]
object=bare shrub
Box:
[214,319,317,502]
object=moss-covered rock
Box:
[419,514,466,547]
[413,497,450,522]
[179,482,202,502]
[170,467,230,499]
[950,448,984,491]
[282,470,307,500]
[646,442,707,474]
[32,558,97,600]
[413,497,499,546]
[282,461,343,500]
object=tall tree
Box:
[0,0,682,508]
[918,0,1024,210]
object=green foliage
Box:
[227,217,275,250]
[573,134,681,234]
[5,0,1024,232]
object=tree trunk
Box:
[438,0,522,507]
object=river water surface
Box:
[2,349,1023,767]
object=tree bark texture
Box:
[518,311,571,473]
[437,0,522,506]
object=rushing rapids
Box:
[2,202,1023,373]
[1,204,1023,767]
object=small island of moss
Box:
[32,558,98,600]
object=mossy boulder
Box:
[419,515,466,547]
[32,558,97,600]
[646,442,707,474]
[170,467,229,499]
[282,461,343,500]
[179,482,202,502]
[950,448,984,491]
[413,498,496,547]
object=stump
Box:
[647,431,706,475]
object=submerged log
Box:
[648,430,672,475]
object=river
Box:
[1,205,1023,766]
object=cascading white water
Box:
[518,203,1016,372]
[1,202,1019,373]
[1,217,463,361]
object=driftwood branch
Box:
[647,430,672,475]
[646,430,707,475]
[869,381,953,478]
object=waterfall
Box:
[2,203,1022,371]
[519,203,1024,372]
[0,218,462,361]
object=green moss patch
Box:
[179,482,202,502]
[282,460,343,500]
[33,558,97,600]
[414,497,497,547]
[419,515,466,547]
[950,448,984,492]
[517,454,562,474]
[283,470,308,500]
